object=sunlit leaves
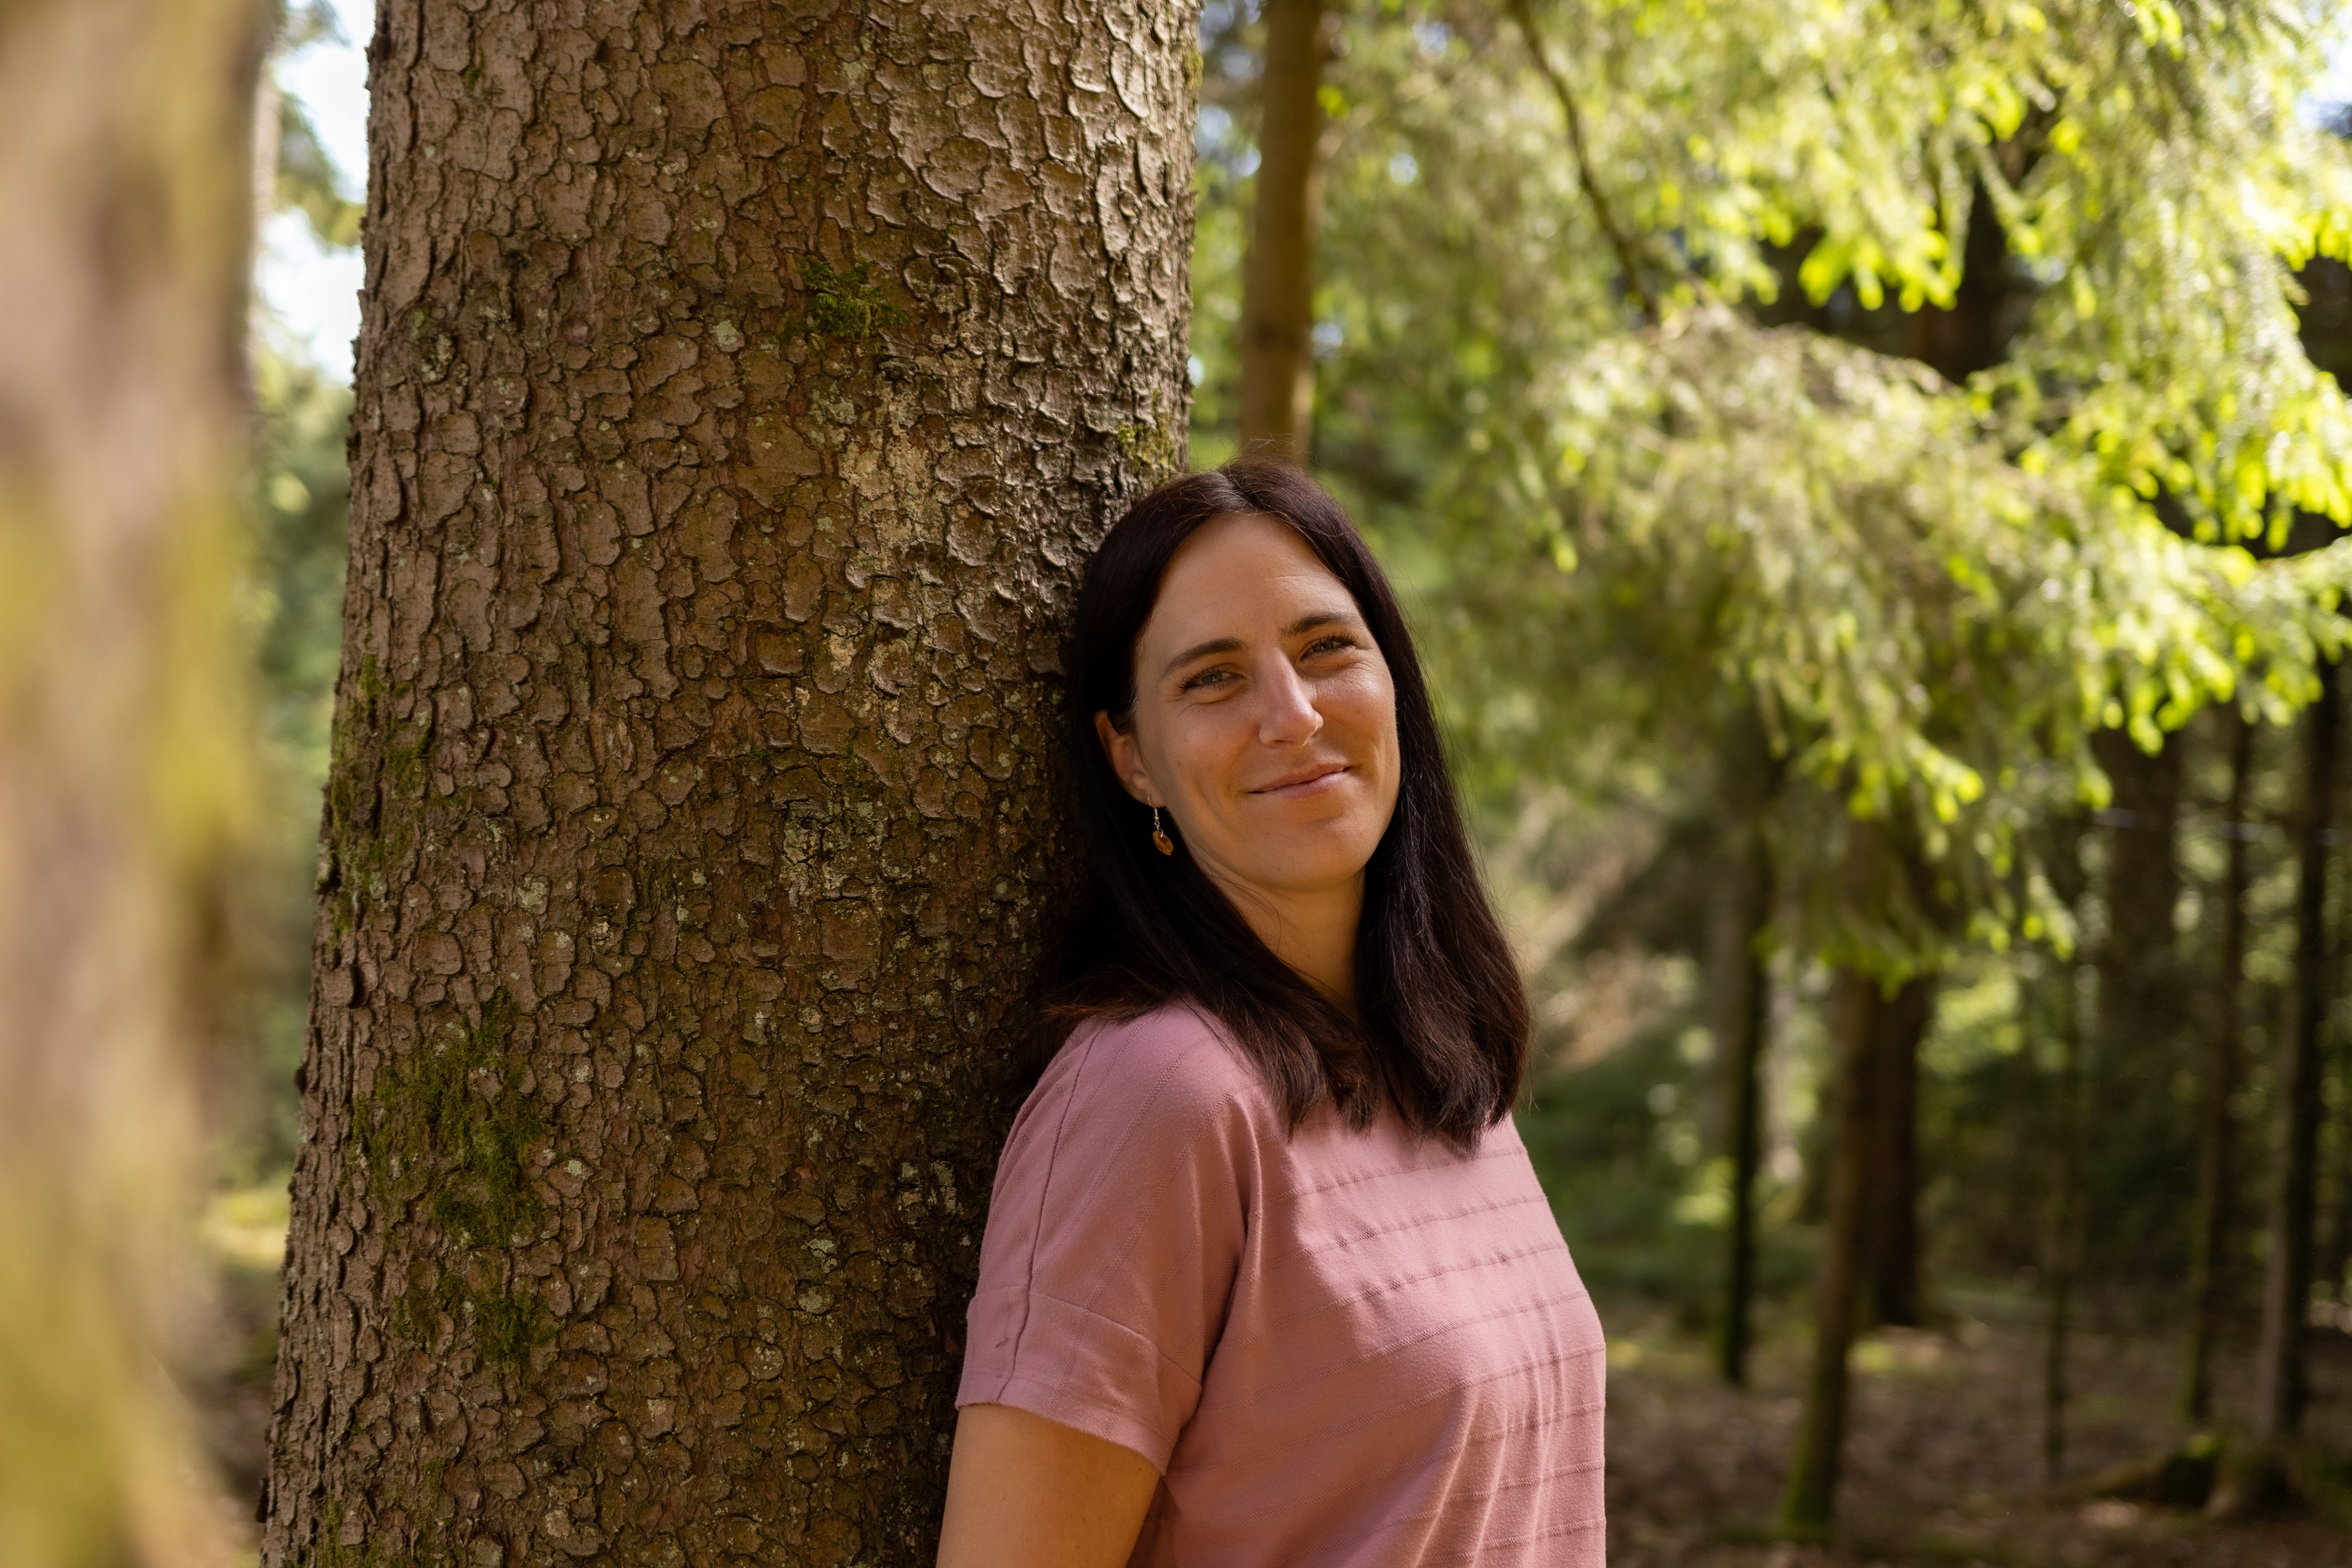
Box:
[1530,307,2352,955]
[1509,0,2352,543]
[1248,0,2352,964]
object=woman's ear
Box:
[1093,710,1161,806]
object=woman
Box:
[938,462,1606,1566]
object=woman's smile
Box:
[1249,760,1351,797]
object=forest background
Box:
[24,0,2352,1562]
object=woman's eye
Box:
[1181,668,1234,692]
[1304,635,1355,657]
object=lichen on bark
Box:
[263,2,1198,1565]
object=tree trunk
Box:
[2042,954,2085,1484]
[1711,711,1777,1388]
[1864,975,1933,1329]
[1905,182,2016,383]
[1236,0,1326,458]
[2319,933,2352,1312]
[2183,709,2255,1425]
[2088,728,2187,1279]
[260,5,1197,1565]
[2318,734,2352,1305]
[0,2,262,1565]
[1779,957,1882,1539]
[2255,661,2341,1441]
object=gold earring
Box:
[1151,806,1174,856]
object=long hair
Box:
[1049,459,1528,1150]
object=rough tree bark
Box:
[2182,710,2254,1425]
[1236,0,1326,458]
[260,4,1198,1565]
[1864,975,1933,1329]
[2254,662,2340,1443]
[1710,709,1777,1388]
[0,2,261,1565]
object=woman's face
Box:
[1095,512,1401,913]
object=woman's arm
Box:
[936,1403,1160,1568]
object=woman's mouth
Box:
[1252,761,1351,797]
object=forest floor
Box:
[1602,1285,2352,1567]
[186,1189,2351,1565]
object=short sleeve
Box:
[956,1008,1259,1472]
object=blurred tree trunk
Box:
[1780,957,1882,1540]
[1780,810,1899,1541]
[0,2,263,1565]
[1237,0,1327,459]
[1711,709,1778,1387]
[2092,728,2183,1050]
[1864,975,1933,1328]
[259,5,1196,1565]
[2024,815,2091,1485]
[2253,661,2341,1442]
[2183,710,2255,1424]
[2041,955,2085,1483]
[1905,184,2016,382]
[2318,945,2352,1309]
[2089,729,2186,1278]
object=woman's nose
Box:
[1257,658,1323,746]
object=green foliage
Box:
[1523,1008,1818,1312]
[1486,0,2352,543]
[1531,307,2352,959]
[267,2,362,250]
[1188,2,1264,467]
[250,347,351,801]
[1232,0,2352,970]
[277,95,362,249]
[223,4,362,1185]
[223,343,351,1179]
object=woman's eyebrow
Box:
[1283,610,1357,638]
[1163,635,1243,677]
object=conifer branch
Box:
[1506,0,1661,325]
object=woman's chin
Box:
[1221,843,1384,902]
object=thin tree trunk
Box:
[1711,711,1777,1388]
[2255,661,2341,1442]
[1237,0,1327,458]
[2183,710,2255,1425]
[2316,773,2352,1305]
[2042,955,2085,1484]
[1865,975,1933,1329]
[1905,182,2016,382]
[0,2,263,1565]
[260,5,1198,1565]
[2318,952,2352,1319]
[2089,729,2186,1278]
[1779,956,1881,1539]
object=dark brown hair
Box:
[1047,459,1528,1149]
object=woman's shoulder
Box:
[989,1001,1271,1203]
[1040,1000,1269,1127]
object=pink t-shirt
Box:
[957,1003,1607,1566]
